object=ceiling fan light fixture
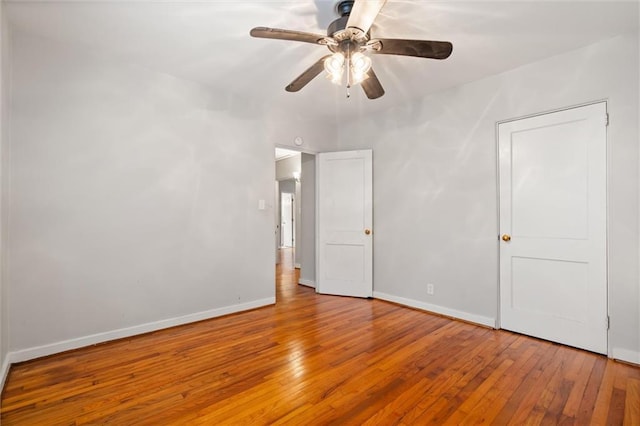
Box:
[324,52,345,84]
[251,0,452,100]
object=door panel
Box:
[511,123,589,239]
[499,102,607,354]
[317,150,373,298]
[325,244,365,282]
[323,158,366,230]
[511,257,588,322]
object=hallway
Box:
[275,248,301,303]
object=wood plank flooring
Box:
[2,248,640,424]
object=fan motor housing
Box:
[328,1,371,43]
[328,1,354,36]
[327,15,349,37]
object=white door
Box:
[498,102,607,354]
[281,193,293,247]
[317,150,373,298]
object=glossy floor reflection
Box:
[2,249,639,424]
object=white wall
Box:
[338,33,640,363]
[267,121,334,155]
[7,31,279,359]
[0,0,10,385]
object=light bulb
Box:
[351,52,371,74]
[350,52,372,85]
[324,53,345,85]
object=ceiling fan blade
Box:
[360,68,385,99]
[250,27,326,45]
[347,0,387,34]
[286,55,331,92]
[373,39,453,59]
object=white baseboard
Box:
[8,297,275,364]
[0,354,10,392]
[298,278,315,288]
[374,292,496,329]
[611,347,640,365]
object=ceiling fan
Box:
[250,0,453,100]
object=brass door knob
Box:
[502,234,511,242]
[364,229,372,235]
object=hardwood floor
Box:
[2,248,640,424]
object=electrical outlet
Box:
[427,283,434,295]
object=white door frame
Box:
[496,100,609,354]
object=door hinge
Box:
[606,315,610,330]
[605,113,609,126]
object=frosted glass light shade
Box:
[350,52,372,84]
[324,53,345,84]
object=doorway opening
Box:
[275,148,316,290]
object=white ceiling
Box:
[5,1,638,119]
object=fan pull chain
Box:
[346,46,351,99]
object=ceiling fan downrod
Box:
[335,1,354,17]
